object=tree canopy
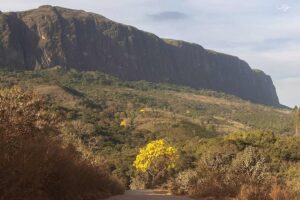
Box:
[134,139,179,175]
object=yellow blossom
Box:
[133,139,179,174]
[120,119,127,127]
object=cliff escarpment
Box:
[0,6,280,106]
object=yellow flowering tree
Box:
[133,139,179,186]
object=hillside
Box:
[0,68,291,135]
[0,68,293,153]
[0,5,279,107]
[1,68,299,199]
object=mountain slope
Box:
[0,5,279,106]
[0,68,292,135]
[0,68,295,192]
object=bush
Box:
[284,164,300,199]
[0,87,57,139]
[230,147,271,187]
[237,184,271,200]
[194,149,237,198]
[269,184,290,200]
[170,144,237,198]
[129,172,150,190]
[169,169,198,195]
[0,87,124,200]
[170,146,278,199]
[0,137,124,200]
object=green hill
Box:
[0,68,299,198]
[0,68,292,136]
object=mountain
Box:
[0,5,280,107]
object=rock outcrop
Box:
[0,5,280,106]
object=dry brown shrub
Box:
[0,137,124,200]
[0,87,124,200]
[269,184,290,200]
[237,184,271,200]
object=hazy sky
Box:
[1,0,300,107]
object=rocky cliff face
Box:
[0,5,280,106]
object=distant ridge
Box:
[0,5,280,107]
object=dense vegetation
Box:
[169,132,300,199]
[0,68,298,199]
[0,87,124,200]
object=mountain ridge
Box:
[0,5,280,107]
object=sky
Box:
[1,0,299,107]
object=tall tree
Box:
[294,106,300,135]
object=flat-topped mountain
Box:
[0,5,280,106]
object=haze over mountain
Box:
[0,5,280,107]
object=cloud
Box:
[252,37,300,51]
[277,4,291,12]
[275,77,300,107]
[148,11,189,21]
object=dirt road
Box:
[106,190,194,200]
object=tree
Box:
[0,87,57,140]
[133,139,179,186]
[293,106,300,135]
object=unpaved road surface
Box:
[106,190,194,200]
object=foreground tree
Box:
[0,87,56,139]
[133,139,179,187]
[0,87,124,200]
